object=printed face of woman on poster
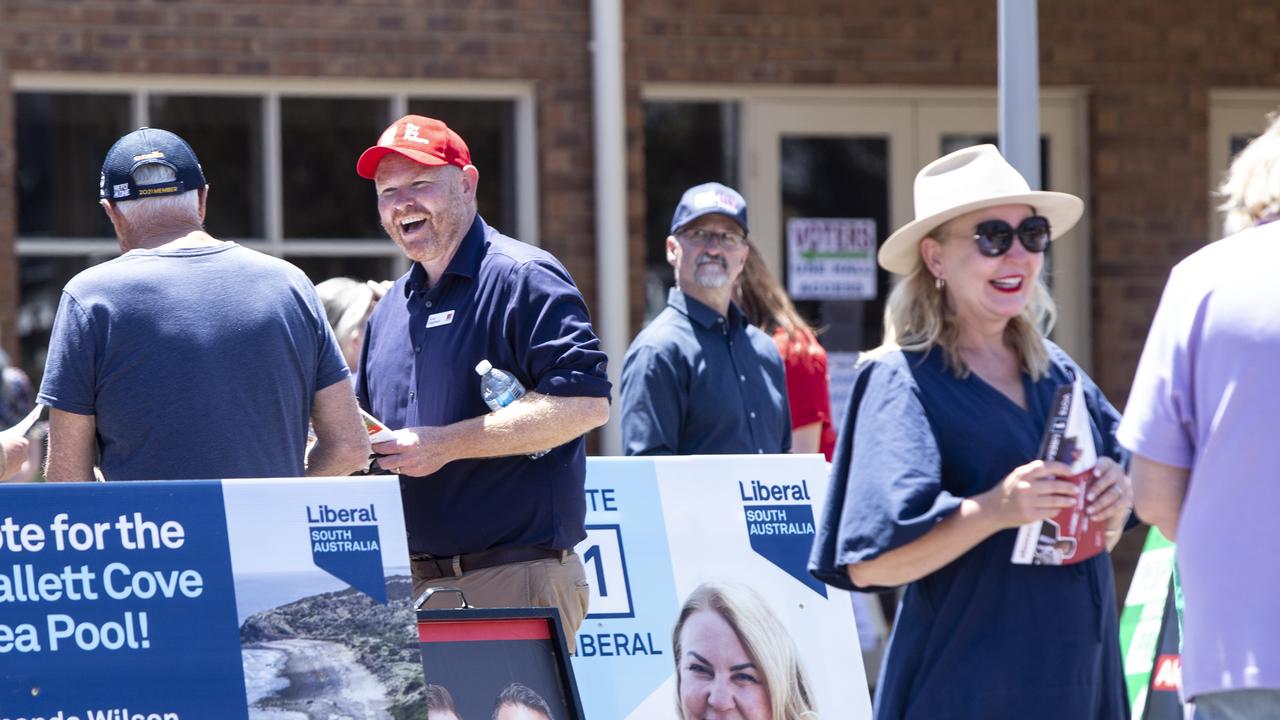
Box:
[677,608,771,720]
[672,582,817,720]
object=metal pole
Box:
[590,0,627,455]
[998,0,1041,189]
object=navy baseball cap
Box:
[99,127,207,202]
[669,182,749,235]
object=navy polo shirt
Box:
[619,288,792,455]
[356,216,611,556]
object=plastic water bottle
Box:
[475,359,548,458]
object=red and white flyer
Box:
[1010,377,1106,565]
[359,408,398,444]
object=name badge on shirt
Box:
[426,310,455,329]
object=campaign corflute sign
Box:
[572,455,872,719]
[0,477,422,720]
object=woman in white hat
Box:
[811,145,1132,719]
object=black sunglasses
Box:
[971,215,1052,257]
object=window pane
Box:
[286,256,399,286]
[17,255,116,387]
[781,136,889,353]
[281,98,387,240]
[149,95,264,239]
[407,99,517,235]
[643,101,740,319]
[17,93,131,238]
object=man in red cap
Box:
[355,116,611,648]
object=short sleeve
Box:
[619,342,684,456]
[505,261,612,399]
[308,287,351,392]
[36,292,99,415]
[1116,268,1197,469]
[810,354,962,592]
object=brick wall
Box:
[3,0,1277,587]
[623,0,1280,406]
[5,0,1274,402]
[0,0,601,313]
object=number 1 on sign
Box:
[577,525,634,619]
[583,543,607,597]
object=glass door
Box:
[747,98,916,356]
[742,98,914,427]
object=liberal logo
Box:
[306,503,387,604]
[739,479,826,598]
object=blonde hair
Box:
[672,582,818,720]
[880,217,1056,379]
[1218,111,1280,236]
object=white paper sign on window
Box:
[786,217,878,301]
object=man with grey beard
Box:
[620,182,791,455]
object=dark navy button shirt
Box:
[620,288,791,455]
[356,216,611,556]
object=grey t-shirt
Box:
[38,242,348,481]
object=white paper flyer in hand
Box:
[1010,377,1106,565]
[359,408,398,444]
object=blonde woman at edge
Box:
[811,145,1133,719]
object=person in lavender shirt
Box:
[1119,113,1280,719]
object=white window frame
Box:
[1208,89,1279,242]
[11,73,540,274]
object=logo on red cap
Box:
[357,115,470,179]
[402,123,432,145]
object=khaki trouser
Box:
[413,551,590,653]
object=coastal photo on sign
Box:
[224,483,424,719]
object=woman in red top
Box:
[735,243,836,460]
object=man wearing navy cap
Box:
[620,182,791,455]
[354,115,610,646]
[39,127,369,482]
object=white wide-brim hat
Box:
[878,144,1084,275]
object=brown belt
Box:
[409,546,565,582]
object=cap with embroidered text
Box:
[356,115,472,179]
[670,182,749,235]
[99,127,207,202]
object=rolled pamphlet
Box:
[1010,377,1106,565]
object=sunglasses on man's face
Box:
[970,215,1052,257]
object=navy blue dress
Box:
[810,342,1129,720]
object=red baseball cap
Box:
[355,115,472,179]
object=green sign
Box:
[1118,527,1179,718]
